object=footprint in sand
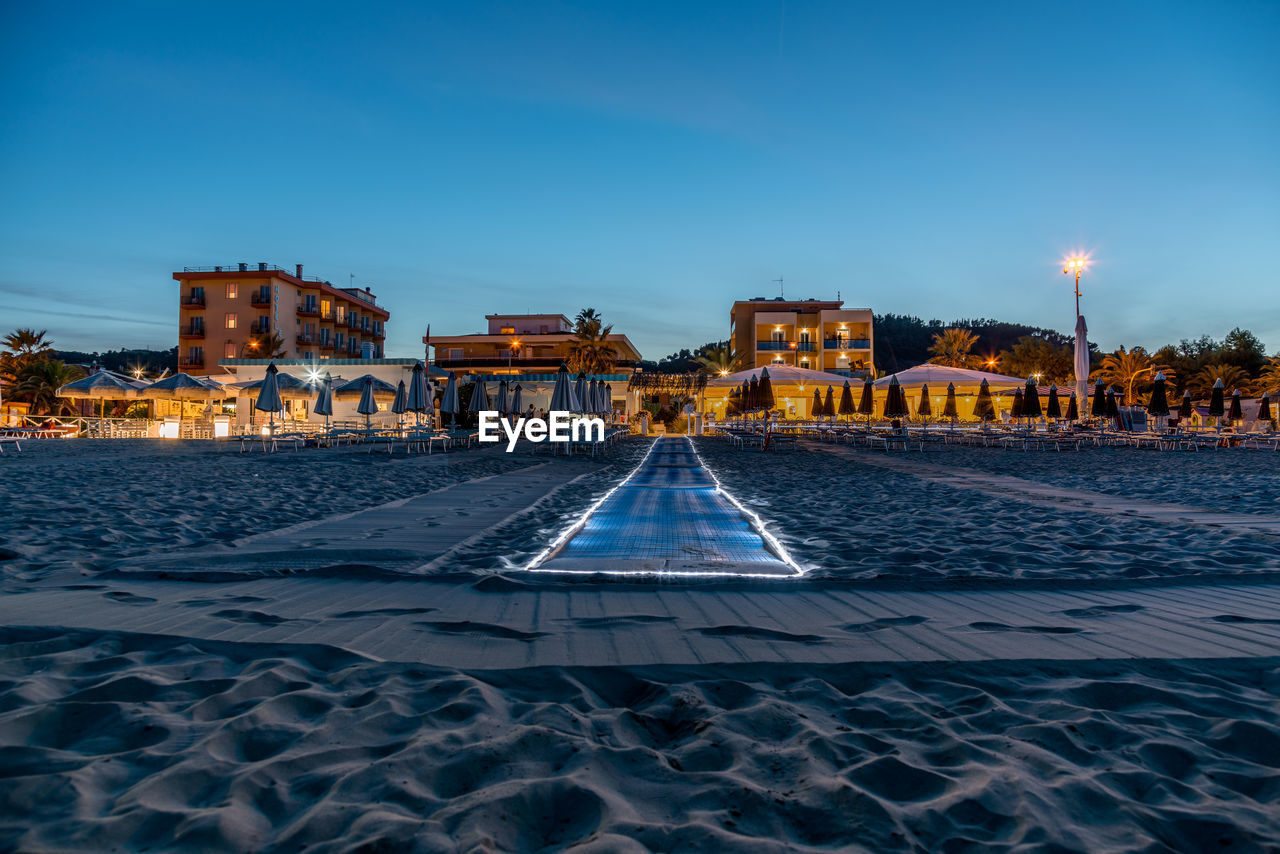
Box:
[1059,604,1144,618]
[330,607,438,619]
[414,620,548,641]
[841,616,928,633]
[966,622,1083,634]
[104,591,156,605]
[563,615,677,628]
[211,609,298,626]
[697,625,825,643]
[1209,614,1280,625]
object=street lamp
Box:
[508,339,520,373]
[1063,257,1087,317]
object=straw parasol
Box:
[233,372,316,401]
[839,381,855,422]
[57,370,139,421]
[255,363,283,435]
[1229,389,1243,423]
[974,379,995,422]
[356,376,379,429]
[334,375,396,400]
[1046,384,1062,420]
[142,372,223,401]
[1147,371,1170,418]
[440,372,460,428]
[1065,391,1078,421]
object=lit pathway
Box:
[532,436,799,576]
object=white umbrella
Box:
[550,363,578,412]
[440,372,460,429]
[255,363,283,435]
[1073,314,1090,407]
[356,376,379,430]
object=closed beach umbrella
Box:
[974,378,995,422]
[1091,379,1107,418]
[495,379,510,417]
[749,375,761,414]
[550,363,578,412]
[883,375,908,419]
[810,387,823,418]
[857,379,874,419]
[1229,389,1243,423]
[759,367,776,413]
[597,381,610,415]
[573,372,589,414]
[1011,387,1024,419]
[406,361,429,427]
[392,380,408,429]
[1258,392,1272,423]
[255,363,284,435]
[942,382,959,421]
[1074,314,1091,406]
[1147,371,1170,418]
[1208,378,1226,418]
[1065,391,1079,421]
[1179,389,1193,419]
[356,376,378,429]
[916,383,932,418]
[469,380,491,416]
[604,383,614,417]
[440,371,460,428]
[823,385,836,419]
[839,381,855,421]
[1106,388,1119,420]
[314,372,333,430]
[587,379,600,414]
[1046,384,1062,420]
[511,383,524,417]
[1023,378,1042,420]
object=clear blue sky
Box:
[2,1,1277,361]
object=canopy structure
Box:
[871,365,1026,391]
[333,375,397,400]
[707,365,851,387]
[231,372,317,401]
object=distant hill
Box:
[54,347,178,374]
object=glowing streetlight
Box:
[1063,256,1088,317]
[507,338,520,373]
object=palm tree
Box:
[2,328,53,360]
[567,308,618,374]
[245,331,287,358]
[1258,356,1280,395]
[694,342,740,375]
[927,328,978,368]
[1091,346,1170,404]
[1189,363,1251,397]
[12,360,84,414]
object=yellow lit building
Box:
[173,263,391,375]
[427,313,642,379]
[729,297,873,377]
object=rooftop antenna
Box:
[773,276,784,298]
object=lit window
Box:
[500,326,515,334]
[226,283,238,299]
[225,313,237,329]
[225,342,236,358]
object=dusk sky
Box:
[2,1,1276,362]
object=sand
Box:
[2,436,1280,851]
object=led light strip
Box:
[524,438,661,571]
[525,436,803,577]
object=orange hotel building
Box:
[174,263,390,375]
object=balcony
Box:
[319,340,335,351]
[371,328,385,339]
[347,317,360,329]
[296,334,315,346]
[250,320,271,335]
[178,324,205,339]
[824,338,871,350]
[297,304,320,318]
[756,341,791,351]
[434,356,638,371]
[250,292,271,307]
[180,295,205,309]
[179,357,204,370]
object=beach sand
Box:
[2,436,1279,851]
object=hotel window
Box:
[500,326,515,334]
[335,305,346,324]
[771,330,785,343]
[225,313,237,330]
[320,298,332,320]
[225,342,236,359]
[226,283,238,299]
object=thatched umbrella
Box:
[1147,371,1170,420]
[1229,389,1243,423]
[942,382,959,427]
[1046,383,1062,420]
[810,387,823,419]
[57,370,138,422]
[838,381,855,422]
[823,385,835,419]
[1065,391,1078,421]
[1023,378,1042,421]
[334,374,397,400]
[974,378,995,422]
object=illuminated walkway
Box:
[532,436,799,576]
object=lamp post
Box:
[1064,257,1087,317]
[507,339,519,373]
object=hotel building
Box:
[427,313,642,379]
[173,263,390,375]
[729,297,874,377]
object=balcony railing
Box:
[824,339,871,350]
[178,325,205,338]
[297,334,315,345]
[182,265,381,310]
[297,305,319,317]
[347,317,360,329]
[180,295,205,308]
[319,340,335,350]
[179,357,204,369]
[250,292,271,307]
[250,320,271,334]
[434,356,639,370]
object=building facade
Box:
[729,297,873,377]
[427,313,642,379]
[173,263,390,375]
